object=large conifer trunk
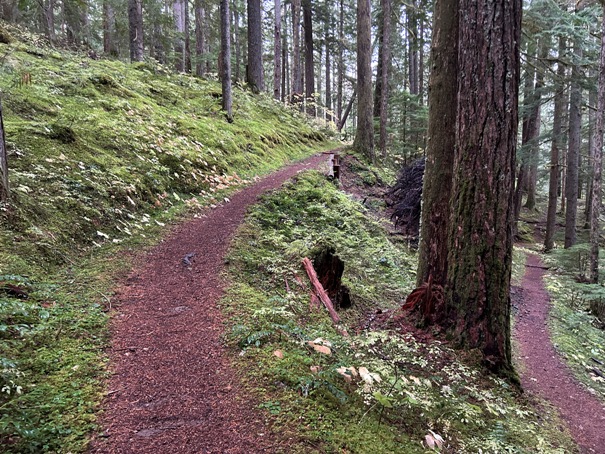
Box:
[246,0,264,93]
[446,0,521,374]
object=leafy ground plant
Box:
[222,168,576,453]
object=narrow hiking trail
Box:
[90,154,326,454]
[515,253,605,454]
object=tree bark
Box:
[174,0,186,72]
[589,6,605,283]
[446,0,521,375]
[339,89,356,131]
[273,0,282,100]
[416,0,458,293]
[325,3,332,123]
[291,0,303,99]
[221,0,233,122]
[302,0,315,115]
[377,0,391,158]
[247,0,264,93]
[0,98,8,203]
[128,0,144,62]
[565,40,582,248]
[352,0,374,161]
[336,0,344,124]
[194,0,206,76]
[233,1,242,81]
[545,37,566,251]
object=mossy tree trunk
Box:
[220,0,233,123]
[545,37,566,251]
[589,6,605,283]
[291,0,303,98]
[352,0,374,162]
[173,0,186,72]
[416,0,458,294]
[445,0,521,374]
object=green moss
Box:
[222,171,576,453]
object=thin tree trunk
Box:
[273,0,282,100]
[0,98,8,203]
[221,0,233,122]
[302,0,315,115]
[545,36,566,251]
[282,7,288,101]
[585,83,597,229]
[233,0,241,81]
[589,7,605,283]
[325,3,332,123]
[291,0,302,99]
[416,0,458,292]
[185,0,191,72]
[174,0,186,72]
[128,0,144,62]
[195,0,206,76]
[339,89,356,132]
[378,0,391,158]
[352,0,374,161]
[565,40,582,248]
[336,0,344,122]
[44,0,55,44]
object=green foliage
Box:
[222,171,576,453]
[0,29,334,452]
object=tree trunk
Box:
[174,0,186,72]
[233,1,241,81]
[545,37,566,251]
[302,0,315,115]
[325,4,332,123]
[282,8,288,101]
[103,1,117,56]
[44,0,55,45]
[589,7,605,283]
[446,0,521,375]
[291,0,303,99]
[585,83,597,229]
[565,40,582,248]
[0,98,8,203]
[377,0,391,158]
[336,0,344,123]
[247,0,264,93]
[352,0,374,162]
[195,0,205,76]
[128,0,144,62]
[416,0,458,293]
[339,89,356,132]
[273,0,282,100]
[221,0,233,122]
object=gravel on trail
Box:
[90,153,327,454]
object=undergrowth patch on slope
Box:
[223,170,576,453]
[0,22,333,452]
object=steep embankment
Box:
[0,22,332,453]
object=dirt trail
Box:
[515,253,605,454]
[90,154,326,454]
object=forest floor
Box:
[89,149,604,453]
[89,153,327,453]
[514,252,605,453]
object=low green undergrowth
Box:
[223,170,576,453]
[0,23,334,452]
[541,246,605,402]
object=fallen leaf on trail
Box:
[273,350,284,359]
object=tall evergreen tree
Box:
[416,0,458,294]
[446,0,521,374]
[352,0,374,161]
[302,0,315,115]
[247,0,264,93]
[273,0,282,100]
[128,0,144,62]
[220,0,233,122]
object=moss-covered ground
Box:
[0,22,335,452]
[222,165,576,453]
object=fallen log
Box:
[302,257,341,325]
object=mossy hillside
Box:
[0,22,332,275]
[223,171,576,453]
[0,23,334,452]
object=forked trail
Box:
[90,154,325,454]
[514,253,605,453]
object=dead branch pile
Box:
[386,158,425,236]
